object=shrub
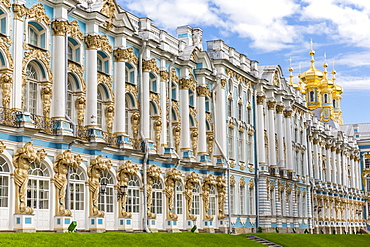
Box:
[257,227,263,233]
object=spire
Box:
[289,57,294,85]
[331,60,336,83]
[309,39,316,69]
[323,52,328,79]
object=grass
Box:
[0,232,263,247]
[244,233,370,247]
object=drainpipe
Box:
[139,40,151,233]
[211,80,232,234]
[253,88,259,231]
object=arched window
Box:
[238,103,243,121]
[97,88,103,128]
[333,99,336,108]
[125,63,135,84]
[171,83,177,100]
[239,184,245,215]
[309,91,315,102]
[149,101,158,141]
[189,90,194,107]
[68,38,81,63]
[66,77,73,119]
[228,80,233,93]
[366,174,370,193]
[97,51,109,74]
[227,99,232,118]
[24,63,39,114]
[191,184,200,215]
[149,73,157,93]
[27,162,50,210]
[205,96,210,112]
[238,84,242,98]
[175,181,183,215]
[0,9,7,35]
[127,174,140,213]
[238,131,244,162]
[230,184,235,214]
[151,178,163,215]
[228,127,234,159]
[209,186,216,216]
[28,22,46,49]
[324,94,328,103]
[248,185,254,215]
[0,157,10,208]
[270,187,275,215]
[69,166,85,210]
[98,171,114,213]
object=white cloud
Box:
[336,75,370,91]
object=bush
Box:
[332,229,336,235]
[257,227,263,233]
[275,227,279,233]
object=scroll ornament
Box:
[164,168,182,220]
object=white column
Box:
[180,76,191,153]
[276,105,285,168]
[326,145,331,183]
[284,110,294,171]
[214,78,226,157]
[160,79,167,146]
[350,156,355,188]
[197,85,207,157]
[332,147,337,184]
[113,52,126,134]
[52,22,67,119]
[302,123,308,178]
[142,60,151,140]
[308,137,314,180]
[267,101,277,167]
[86,46,98,127]
[256,95,266,167]
[313,139,319,180]
[337,149,342,186]
[356,157,361,190]
[12,5,25,110]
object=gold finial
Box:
[331,60,336,82]
[309,39,315,68]
[323,53,328,76]
[288,57,294,85]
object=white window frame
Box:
[0,157,9,208]
[69,167,85,211]
[191,184,200,215]
[127,174,140,213]
[175,181,183,215]
[209,186,216,216]
[151,178,163,215]
[98,171,114,213]
[27,162,50,210]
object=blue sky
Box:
[117,0,370,124]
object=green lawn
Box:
[245,233,370,247]
[0,232,263,247]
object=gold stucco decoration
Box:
[98,73,114,101]
[0,72,12,108]
[100,35,112,53]
[256,95,265,105]
[173,123,181,154]
[85,35,101,50]
[27,3,50,25]
[201,174,216,221]
[41,84,52,118]
[100,0,116,30]
[114,48,138,63]
[105,104,114,134]
[147,165,162,219]
[68,21,84,41]
[68,62,86,91]
[0,37,13,68]
[13,4,27,21]
[0,140,5,153]
[1,0,11,9]
[154,118,162,153]
[206,133,214,158]
[191,129,198,157]
[196,86,210,97]
[22,49,52,82]
[185,171,200,221]
[52,20,69,36]
[142,58,159,74]
[117,160,139,218]
[13,142,46,214]
[88,155,112,217]
[216,176,226,219]
[164,168,182,220]
[54,150,81,216]
[76,95,86,127]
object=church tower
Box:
[297,42,344,125]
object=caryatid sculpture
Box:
[201,174,216,221]
[13,141,46,214]
[216,176,227,220]
[184,171,200,220]
[164,168,182,220]
[116,160,139,218]
[146,165,162,219]
[88,155,112,217]
[53,150,82,216]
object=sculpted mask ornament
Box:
[117,161,139,218]
[207,133,214,158]
[216,176,226,219]
[201,174,216,221]
[114,48,138,64]
[146,165,162,219]
[13,142,46,214]
[54,150,81,216]
[88,155,112,217]
[52,20,69,36]
[131,112,140,146]
[185,171,200,220]
[85,35,101,50]
[164,168,182,220]
[13,4,27,21]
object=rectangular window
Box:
[104,61,109,73]
[98,187,113,213]
[127,189,140,213]
[151,191,162,214]
[176,193,182,215]
[1,18,6,34]
[191,194,200,215]
[70,183,84,210]
[367,179,370,193]
[0,175,8,207]
[248,188,254,215]
[238,132,244,161]
[365,159,370,169]
[228,99,232,117]
[238,104,242,121]
[228,128,234,159]
[240,186,245,215]
[29,28,38,46]
[76,48,80,62]
[230,185,235,214]
[40,34,45,48]
[368,202,370,217]
[209,196,216,215]
[38,180,49,209]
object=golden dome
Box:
[299,49,324,83]
[335,84,343,94]
[321,62,334,88]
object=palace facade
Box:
[0,0,366,233]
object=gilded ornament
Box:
[267,101,276,110]
[76,95,86,127]
[0,140,5,153]
[201,174,216,221]
[185,172,200,220]
[196,86,210,97]
[85,35,101,50]
[283,110,293,118]
[0,72,12,108]
[88,155,112,217]
[230,175,236,185]
[142,58,159,74]
[150,92,161,116]
[171,68,179,82]
[105,104,114,133]
[147,165,162,219]
[1,0,11,9]
[207,133,214,158]
[179,78,191,90]
[27,3,50,25]
[273,72,279,86]
[160,71,169,82]
[173,123,181,154]
[256,95,265,105]
[68,21,84,41]
[240,177,246,187]
[52,20,69,36]
[131,112,140,143]
[13,4,27,21]
[117,161,139,218]
[100,35,113,53]
[154,118,162,154]
[248,179,254,189]
[54,150,81,216]
[220,79,226,89]
[13,142,46,214]
[41,84,52,118]
[276,105,284,114]
[22,49,52,81]
[98,73,114,101]
[230,160,235,168]
[164,168,182,220]
[191,129,198,156]
[216,176,226,219]
[126,83,138,98]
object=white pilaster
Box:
[86,48,98,126]
[52,32,66,119]
[267,101,277,167]
[284,109,294,171]
[114,59,126,134]
[276,105,285,168]
[256,95,266,167]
